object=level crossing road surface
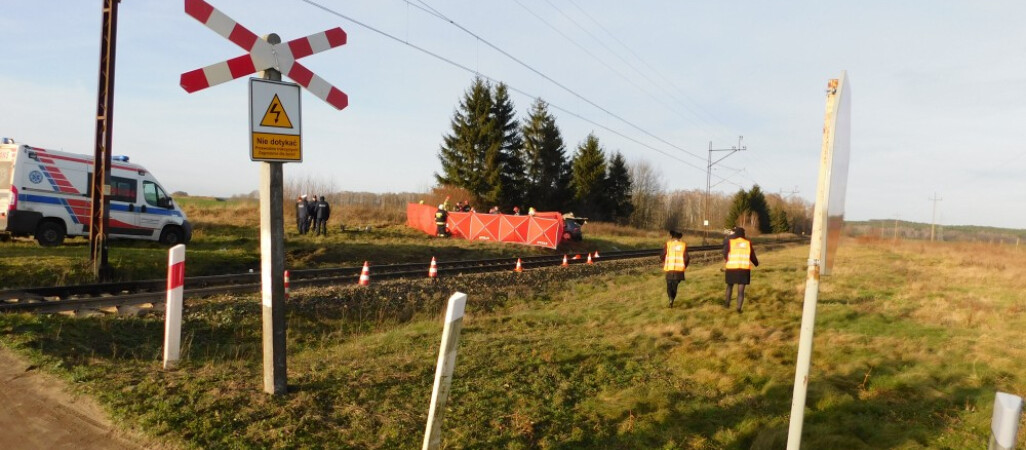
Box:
[0,346,155,449]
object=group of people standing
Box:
[295,195,331,236]
[660,226,759,312]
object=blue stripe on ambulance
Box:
[18,193,183,219]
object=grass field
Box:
[1,198,1024,448]
[0,197,664,289]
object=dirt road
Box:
[0,346,154,449]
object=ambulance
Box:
[0,138,191,246]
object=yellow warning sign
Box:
[260,94,294,128]
[252,132,301,161]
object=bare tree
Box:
[628,160,664,229]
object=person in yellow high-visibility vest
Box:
[723,227,759,312]
[660,230,690,307]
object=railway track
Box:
[0,241,801,314]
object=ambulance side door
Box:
[107,175,142,236]
[139,180,171,235]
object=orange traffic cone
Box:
[586,253,594,264]
[428,257,438,279]
[572,254,581,260]
[514,258,523,272]
[358,261,371,286]
[594,250,600,258]
[561,255,569,267]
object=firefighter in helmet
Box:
[435,204,448,237]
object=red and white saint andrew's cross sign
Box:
[179,0,349,110]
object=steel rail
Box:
[0,240,801,314]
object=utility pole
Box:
[929,192,942,242]
[704,136,746,244]
[90,0,120,281]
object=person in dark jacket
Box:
[434,204,448,237]
[660,230,690,307]
[306,194,317,233]
[723,227,759,312]
[315,196,331,236]
[296,195,309,234]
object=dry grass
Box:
[4,219,1026,447]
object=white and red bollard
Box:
[284,270,290,301]
[163,244,186,370]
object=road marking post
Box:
[423,292,468,450]
[990,392,1023,450]
[787,72,853,448]
[163,244,186,369]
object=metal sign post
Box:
[786,71,852,448]
[180,0,349,395]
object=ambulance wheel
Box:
[159,226,185,246]
[35,221,66,247]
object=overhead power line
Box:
[297,0,741,187]
[565,0,740,144]
[399,0,708,163]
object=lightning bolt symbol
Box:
[271,104,281,123]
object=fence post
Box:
[422,292,468,450]
[163,244,186,369]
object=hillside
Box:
[846,219,1025,244]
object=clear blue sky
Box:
[4,1,1025,228]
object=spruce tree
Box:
[724,185,772,233]
[725,188,751,229]
[771,208,791,233]
[435,77,496,202]
[570,133,608,220]
[605,151,634,224]
[521,99,571,212]
[488,83,525,210]
[748,185,772,233]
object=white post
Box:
[163,244,186,370]
[990,392,1023,450]
[787,73,851,448]
[422,292,468,450]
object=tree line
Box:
[429,78,812,233]
[435,78,632,222]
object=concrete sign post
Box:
[180,0,349,395]
[423,292,468,450]
[786,71,852,449]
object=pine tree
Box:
[748,185,772,233]
[435,77,496,202]
[570,133,608,220]
[771,207,791,233]
[725,188,751,229]
[605,151,634,224]
[724,185,772,233]
[521,99,570,212]
[488,83,525,210]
